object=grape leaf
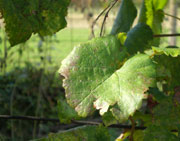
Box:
[152,47,180,89]
[59,35,128,117]
[60,35,156,122]
[0,0,70,46]
[111,0,137,35]
[58,99,80,124]
[138,0,167,46]
[96,54,156,122]
[153,0,168,11]
[102,111,118,126]
[124,23,153,54]
[139,0,167,32]
[34,125,110,141]
[152,47,180,57]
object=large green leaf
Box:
[93,54,156,121]
[34,125,110,141]
[0,0,70,46]
[59,35,128,117]
[59,35,156,122]
[124,23,153,54]
[110,0,137,35]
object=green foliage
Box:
[152,46,180,57]
[34,125,110,141]
[138,0,168,45]
[0,66,63,140]
[144,125,178,141]
[58,99,80,124]
[0,0,70,46]
[1,0,180,140]
[124,23,153,54]
[93,54,156,122]
[153,47,180,89]
[111,0,137,35]
[138,0,167,33]
[60,31,156,122]
[59,35,128,117]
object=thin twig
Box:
[0,115,178,132]
[100,0,119,37]
[10,80,18,141]
[71,119,100,125]
[153,33,180,38]
[163,12,180,21]
[0,115,145,130]
[91,4,110,38]
[0,115,60,122]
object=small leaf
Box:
[117,32,127,45]
[124,23,153,54]
[58,99,80,124]
[102,111,118,126]
[111,0,137,35]
[116,131,131,141]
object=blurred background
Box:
[0,0,179,140]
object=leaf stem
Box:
[129,116,135,141]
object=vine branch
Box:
[91,3,111,37]
[0,115,178,133]
[163,11,180,21]
[153,33,180,38]
[0,115,146,130]
[100,0,119,37]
